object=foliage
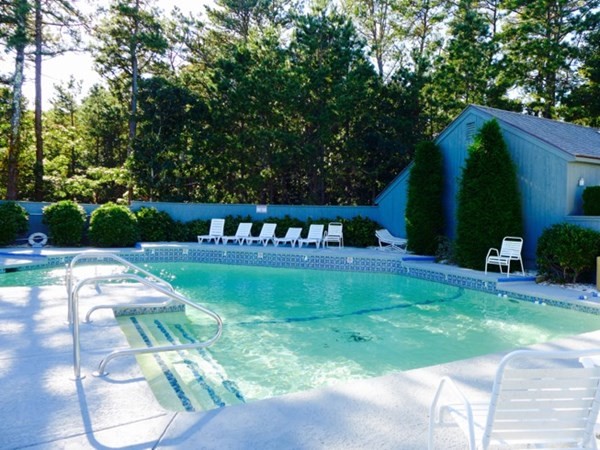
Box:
[501,0,599,118]
[536,223,600,283]
[134,206,175,242]
[455,119,523,270]
[2,0,600,203]
[185,219,211,241]
[0,201,29,246]
[339,216,380,248]
[405,141,444,255]
[131,76,208,201]
[88,202,139,247]
[582,186,600,216]
[42,200,86,246]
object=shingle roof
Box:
[471,105,600,159]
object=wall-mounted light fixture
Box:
[578,177,585,187]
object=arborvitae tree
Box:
[455,119,523,270]
[405,140,444,255]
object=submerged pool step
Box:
[117,312,245,412]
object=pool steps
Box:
[119,312,245,412]
[67,251,223,380]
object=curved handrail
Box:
[70,268,222,380]
[66,251,175,324]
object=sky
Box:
[21,0,213,110]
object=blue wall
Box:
[6,201,382,240]
[374,164,410,237]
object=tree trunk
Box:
[7,6,28,200]
[34,0,44,201]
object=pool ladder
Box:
[66,251,223,380]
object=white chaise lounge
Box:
[245,223,277,246]
[221,222,253,245]
[197,218,225,244]
[273,227,302,247]
[297,224,324,249]
[375,229,407,252]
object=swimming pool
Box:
[112,262,600,412]
[2,257,599,413]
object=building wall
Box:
[374,164,411,237]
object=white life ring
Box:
[28,232,48,247]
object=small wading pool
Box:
[3,261,600,412]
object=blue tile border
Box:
[7,246,600,316]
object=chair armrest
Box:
[429,376,476,450]
[485,248,499,259]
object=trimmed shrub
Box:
[455,119,523,270]
[88,203,139,247]
[135,207,175,242]
[405,141,444,255]
[0,202,29,246]
[536,223,600,284]
[42,200,87,246]
[303,216,380,247]
[168,220,191,242]
[341,216,380,247]
[583,186,600,215]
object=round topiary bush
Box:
[43,200,87,246]
[88,203,139,247]
[0,202,29,246]
[135,207,175,242]
[536,223,600,283]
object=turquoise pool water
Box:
[126,262,599,411]
[4,261,600,412]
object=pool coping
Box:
[2,243,600,449]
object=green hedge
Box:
[583,186,600,215]
[0,202,29,246]
[536,223,600,283]
[88,202,139,247]
[135,207,175,242]
[43,200,87,246]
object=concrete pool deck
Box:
[2,244,600,449]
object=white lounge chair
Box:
[245,223,277,246]
[323,222,344,248]
[429,349,600,450]
[221,222,253,245]
[273,227,302,247]
[375,229,407,252]
[297,224,324,249]
[197,218,225,244]
[484,236,524,277]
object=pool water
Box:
[3,261,599,412]
[119,262,599,412]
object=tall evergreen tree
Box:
[501,0,599,118]
[93,0,168,198]
[562,24,600,127]
[405,140,444,255]
[430,0,503,131]
[455,119,523,270]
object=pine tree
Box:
[455,119,523,270]
[405,140,444,255]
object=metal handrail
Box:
[66,251,175,324]
[68,255,222,380]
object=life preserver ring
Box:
[28,232,48,247]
